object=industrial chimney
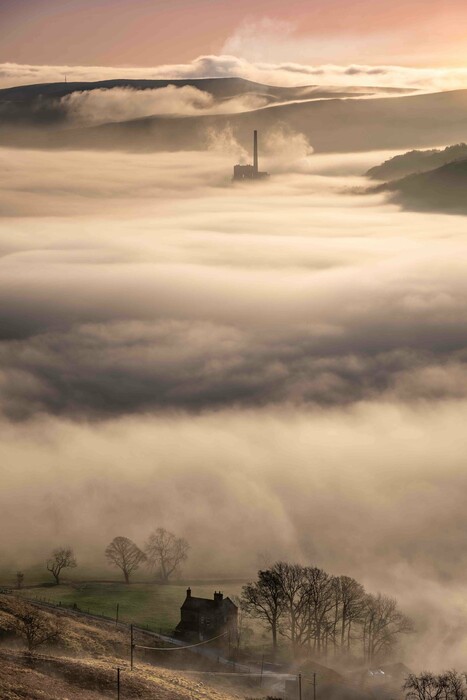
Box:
[232,130,269,181]
[253,130,258,174]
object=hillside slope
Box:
[0,594,250,700]
[0,77,378,129]
[3,87,467,154]
[367,142,467,180]
[373,158,467,213]
[0,77,372,103]
[0,649,243,700]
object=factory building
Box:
[233,130,269,181]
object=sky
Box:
[1,0,467,68]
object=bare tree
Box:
[442,670,467,700]
[272,562,309,654]
[15,571,24,590]
[338,575,366,653]
[144,528,189,583]
[403,672,467,700]
[363,593,413,662]
[241,568,285,658]
[46,547,77,585]
[105,536,146,584]
[9,599,63,653]
[403,672,445,700]
[304,566,336,655]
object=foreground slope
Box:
[0,594,246,700]
[0,649,244,700]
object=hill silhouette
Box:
[373,158,467,214]
[0,77,379,128]
[367,143,467,180]
[0,77,381,102]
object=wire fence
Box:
[5,591,170,636]
[134,631,228,651]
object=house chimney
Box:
[186,587,192,598]
[214,591,223,604]
[253,130,258,174]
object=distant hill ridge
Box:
[0,77,408,102]
[0,77,313,102]
[0,77,365,129]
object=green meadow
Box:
[17,581,244,633]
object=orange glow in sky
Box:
[0,0,466,67]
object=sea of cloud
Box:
[3,138,467,667]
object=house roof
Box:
[181,596,237,612]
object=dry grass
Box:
[0,650,248,700]
[0,595,261,700]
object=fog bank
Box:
[2,143,467,669]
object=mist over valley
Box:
[2,12,467,695]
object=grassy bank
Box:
[18,581,244,633]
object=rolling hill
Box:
[0,77,384,103]
[0,77,387,129]
[2,85,467,154]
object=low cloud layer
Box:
[1,147,467,418]
[3,402,467,669]
[3,56,467,92]
[61,86,268,125]
[2,142,467,668]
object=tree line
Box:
[403,671,467,700]
[241,562,413,662]
[36,528,189,586]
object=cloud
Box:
[61,86,268,126]
[3,401,467,669]
[3,141,467,668]
[3,56,467,93]
[221,17,400,65]
[1,146,467,421]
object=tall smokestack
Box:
[253,130,258,174]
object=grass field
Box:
[17,581,244,634]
